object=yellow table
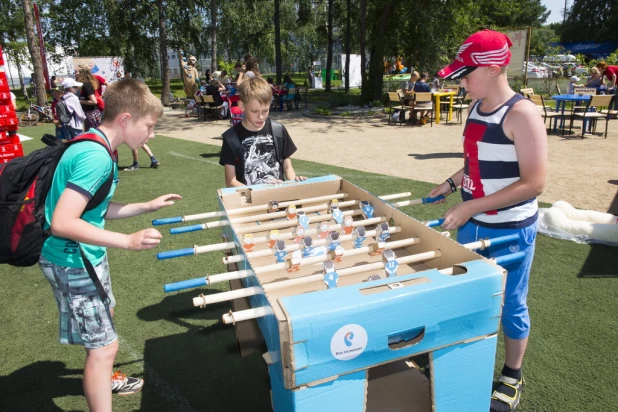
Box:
[433,90,456,124]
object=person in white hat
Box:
[568,75,582,94]
[60,78,87,139]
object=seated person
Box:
[402,71,418,106]
[282,75,296,110]
[585,67,603,88]
[411,72,432,125]
[567,75,582,94]
[206,79,229,118]
[266,77,281,109]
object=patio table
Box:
[551,94,592,134]
[433,90,456,124]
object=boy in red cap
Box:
[428,29,547,411]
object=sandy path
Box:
[156,106,618,212]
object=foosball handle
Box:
[157,248,195,260]
[164,277,208,293]
[170,224,204,234]
[494,252,526,266]
[426,218,445,227]
[152,216,183,226]
[422,195,445,204]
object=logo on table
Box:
[331,324,368,361]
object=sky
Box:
[543,0,569,24]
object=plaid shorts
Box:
[39,255,117,349]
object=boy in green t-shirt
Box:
[38,79,181,410]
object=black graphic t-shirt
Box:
[219,119,297,185]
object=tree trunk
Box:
[21,0,46,105]
[274,0,282,85]
[360,0,368,101]
[344,0,351,93]
[157,0,170,106]
[368,3,394,101]
[211,0,217,71]
[325,0,333,92]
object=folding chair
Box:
[453,93,471,124]
[194,93,207,121]
[202,95,224,121]
[286,88,299,110]
[411,92,433,127]
[563,88,597,133]
[387,91,408,125]
[520,87,534,96]
[527,94,562,133]
[568,95,615,138]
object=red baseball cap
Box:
[438,29,513,80]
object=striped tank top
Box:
[461,93,537,229]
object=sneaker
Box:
[111,371,144,396]
[150,160,160,168]
[490,374,525,411]
[124,164,139,171]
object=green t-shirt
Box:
[41,129,119,268]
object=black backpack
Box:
[0,133,117,302]
[222,118,284,184]
[55,98,72,125]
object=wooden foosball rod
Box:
[223,226,403,264]
[220,250,526,324]
[164,233,520,294]
[156,216,387,260]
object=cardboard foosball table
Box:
[156,176,524,411]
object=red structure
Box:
[0,45,23,163]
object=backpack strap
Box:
[222,127,245,184]
[270,119,284,168]
[65,133,117,308]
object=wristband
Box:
[446,178,457,193]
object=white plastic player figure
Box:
[302,236,314,258]
[242,234,255,253]
[273,240,288,263]
[322,260,339,289]
[317,221,330,239]
[342,215,354,235]
[352,226,367,249]
[376,222,391,243]
[360,200,374,219]
[382,249,399,278]
[293,226,306,244]
[287,204,297,220]
[327,231,341,251]
[287,250,302,272]
[330,199,344,224]
[297,210,309,229]
[268,200,279,214]
[268,230,279,249]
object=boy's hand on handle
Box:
[128,228,162,250]
[148,194,182,212]
[441,202,474,230]
[428,182,452,205]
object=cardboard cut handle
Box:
[388,326,425,349]
[152,216,183,226]
[170,224,204,234]
[164,277,207,292]
[157,248,195,260]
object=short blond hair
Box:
[238,76,272,106]
[102,79,163,123]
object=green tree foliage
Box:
[530,26,559,57]
[561,0,618,43]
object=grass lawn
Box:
[1,125,616,411]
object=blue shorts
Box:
[39,255,117,349]
[457,221,537,340]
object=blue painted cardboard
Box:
[279,260,503,387]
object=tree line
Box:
[3,0,563,106]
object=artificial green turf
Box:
[1,128,616,411]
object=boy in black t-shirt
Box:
[219,77,306,187]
